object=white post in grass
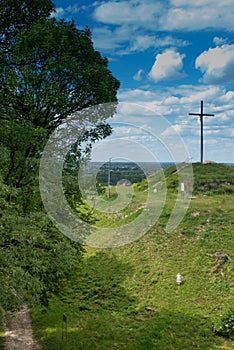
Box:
[176,273,182,286]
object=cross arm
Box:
[188,113,214,116]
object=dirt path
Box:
[3,305,42,350]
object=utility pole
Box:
[188,100,214,163]
[107,158,111,198]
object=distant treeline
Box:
[85,161,234,187]
[94,162,174,185]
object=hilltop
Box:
[150,162,234,195]
[192,162,234,193]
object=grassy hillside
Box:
[156,162,234,194]
[192,163,234,193]
[28,164,234,348]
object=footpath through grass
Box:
[30,192,234,349]
[0,311,4,350]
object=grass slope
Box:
[29,164,234,349]
[192,163,234,193]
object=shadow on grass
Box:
[32,309,226,350]
[31,251,225,350]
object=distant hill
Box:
[95,162,173,185]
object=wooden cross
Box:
[188,100,214,163]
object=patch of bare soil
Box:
[3,305,41,350]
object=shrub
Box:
[212,308,234,338]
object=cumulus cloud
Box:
[148,49,186,82]
[195,44,234,84]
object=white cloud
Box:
[195,44,234,84]
[65,5,80,14]
[213,37,228,46]
[160,1,234,31]
[52,5,81,19]
[155,36,189,48]
[115,84,234,162]
[129,35,157,52]
[92,26,188,55]
[92,27,125,51]
[91,1,189,55]
[93,1,164,27]
[133,69,144,81]
[52,7,65,18]
[148,49,186,82]
[93,0,234,31]
[160,124,184,137]
[90,1,234,55]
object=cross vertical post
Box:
[108,158,111,198]
[200,100,204,164]
[188,100,214,163]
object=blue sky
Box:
[52,0,234,163]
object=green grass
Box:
[14,163,232,349]
[30,192,234,349]
[187,162,234,193]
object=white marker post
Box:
[180,182,185,199]
[176,273,182,287]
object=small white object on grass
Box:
[176,273,182,286]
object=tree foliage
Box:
[0,0,120,311]
[0,0,55,47]
[0,176,84,311]
[0,1,119,187]
[1,19,119,131]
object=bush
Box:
[212,308,234,338]
[211,186,234,195]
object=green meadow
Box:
[29,163,234,349]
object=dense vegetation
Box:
[0,0,119,312]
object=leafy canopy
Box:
[0,0,120,311]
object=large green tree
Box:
[1,19,119,129]
[0,0,120,311]
[0,8,119,186]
